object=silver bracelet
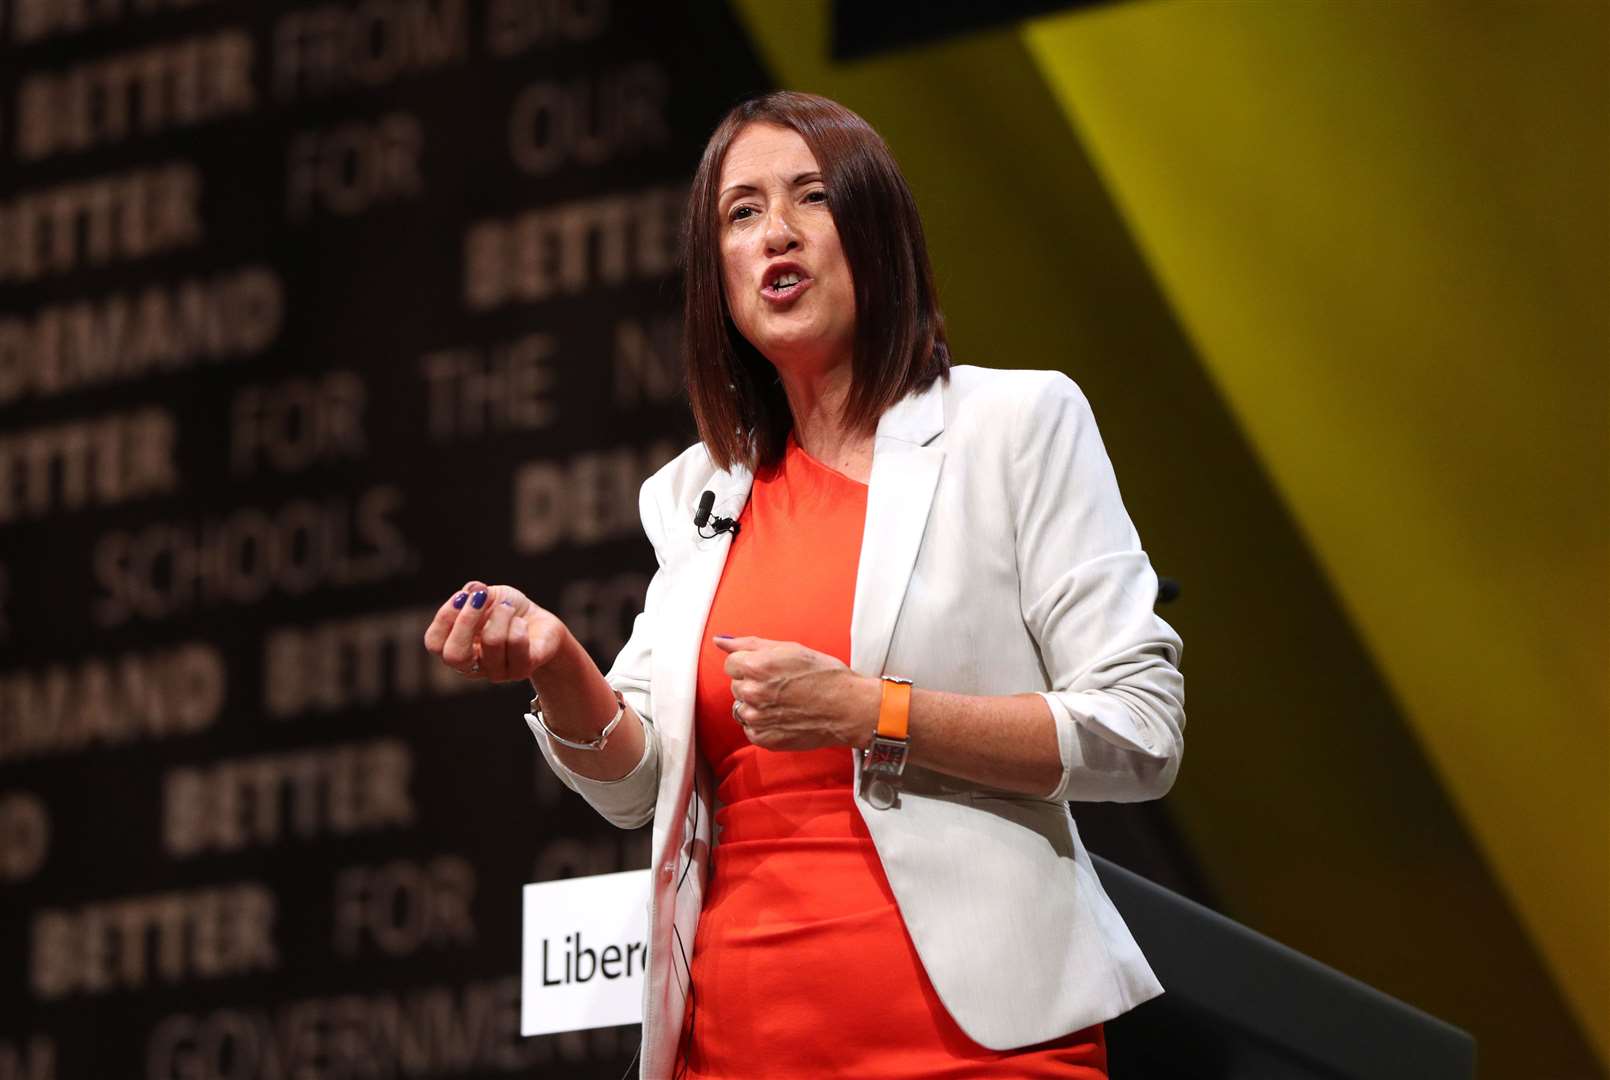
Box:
[528,688,626,752]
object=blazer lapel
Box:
[651,463,754,766]
[850,376,947,680]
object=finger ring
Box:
[731,699,743,723]
[469,659,481,674]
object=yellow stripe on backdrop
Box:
[727,0,1608,1075]
[1024,0,1608,1068]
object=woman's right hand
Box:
[422,580,571,683]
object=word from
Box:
[287,112,423,219]
[420,332,555,442]
[0,408,176,525]
[92,486,412,627]
[0,643,222,764]
[145,977,542,1079]
[9,0,210,44]
[231,371,366,476]
[163,738,414,857]
[333,856,475,957]
[0,265,283,406]
[463,185,683,310]
[15,30,255,162]
[0,163,201,283]
[512,442,678,555]
[0,792,49,883]
[485,0,609,57]
[272,0,467,101]
[262,605,486,719]
[508,62,669,176]
[32,883,277,999]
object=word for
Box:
[560,573,652,671]
[333,856,475,957]
[231,371,366,477]
[508,62,669,177]
[0,265,283,406]
[92,486,412,627]
[15,30,254,162]
[463,185,683,311]
[287,112,423,219]
[163,738,414,858]
[0,408,176,525]
[31,883,277,1000]
[262,605,485,719]
[540,931,645,986]
[144,976,545,1079]
[512,442,678,555]
[0,643,222,765]
[9,0,209,44]
[0,792,49,884]
[484,0,609,57]
[272,0,467,101]
[0,162,202,284]
[420,332,556,442]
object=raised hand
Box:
[422,580,571,683]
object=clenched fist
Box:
[422,580,570,683]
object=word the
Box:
[420,332,556,442]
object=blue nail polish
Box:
[471,590,488,609]
[452,593,468,609]
[714,634,732,639]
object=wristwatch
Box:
[864,675,913,778]
[528,687,627,751]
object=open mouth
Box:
[762,268,809,299]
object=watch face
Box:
[866,737,909,776]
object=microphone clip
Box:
[693,490,741,539]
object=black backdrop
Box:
[0,2,768,1075]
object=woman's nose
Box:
[763,208,800,255]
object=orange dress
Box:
[673,431,1107,1079]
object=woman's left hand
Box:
[715,635,880,751]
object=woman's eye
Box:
[805,189,827,204]
[729,206,754,222]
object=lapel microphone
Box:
[694,490,741,538]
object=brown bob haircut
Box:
[682,91,951,472]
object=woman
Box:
[424,91,1184,1079]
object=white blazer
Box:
[528,364,1186,1079]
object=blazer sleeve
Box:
[1011,372,1186,803]
[525,470,667,829]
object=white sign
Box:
[521,868,651,1036]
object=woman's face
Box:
[717,123,856,377]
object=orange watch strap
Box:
[878,677,912,741]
